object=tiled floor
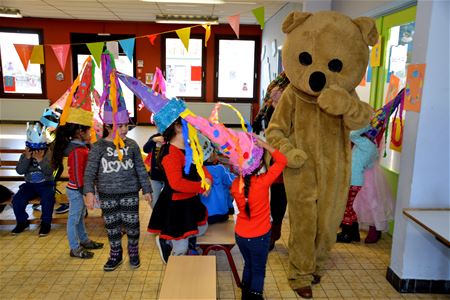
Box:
[0,124,447,299]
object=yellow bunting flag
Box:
[176,27,191,52]
[202,24,211,47]
[30,45,44,64]
[252,6,265,29]
[87,42,104,67]
[14,44,34,71]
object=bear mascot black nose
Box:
[309,71,326,92]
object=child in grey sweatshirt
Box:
[84,124,152,271]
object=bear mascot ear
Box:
[353,17,379,46]
[282,11,312,33]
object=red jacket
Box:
[231,150,287,238]
[67,146,89,190]
[162,145,212,200]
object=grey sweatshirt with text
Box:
[83,138,152,195]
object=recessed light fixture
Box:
[142,0,224,4]
[155,14,219,25]
[0,7,22,18]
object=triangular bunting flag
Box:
[106,41,119,59]
[14,44,34,71]
[87,41,104,67]
[176,27,191,51]
[252,6,265,29]
[202,24,211,47]
[30,45,44,64]
[51,44,70,71]
[148,34,158,46]
[228,14,240,39]
[119,38,135,62]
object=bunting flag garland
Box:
[202,24,211,47]
[148,34,158,46]
[87,42,104,67]
[119,38,135,62]
[50,44,70,71]
[252,6,265,29]
[14,44,34,71]
[228,14,240,39]
[106,41,119,59]
[30,45,45,64]
[176,27,191,51]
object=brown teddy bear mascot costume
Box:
[265,11,377,299]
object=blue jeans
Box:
[171,224,208,255]
[235,230,271,294]
[12,181,55,224]
[150,180,164,208]
[66,188,89,250]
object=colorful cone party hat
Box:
[26,122,47,150]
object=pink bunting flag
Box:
[50,44,71,71]
[148,34,158,46]
[228,14,240,39]
[13,44,34,71]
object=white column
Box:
[390,0,449,280]
[302,0,332,12]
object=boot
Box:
[241,283,251,300]
[249,291,264,300]
[128,244,140,269]
[295,286,312,299]
[104,248,123,271]
[351,222,361,242]
[336,224,353,243]
[364,226,381,243]
[269,223,282,251]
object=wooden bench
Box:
[197,219,241,287]
[0,181,103,225]
[159,255,216,300]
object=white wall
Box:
[332,0,416,18]
[0,98,49,121]
[390,0,450,280]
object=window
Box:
[215,36,260,102]
[71,33,136,120]
[162,35,205,100]
[0,28,45,98]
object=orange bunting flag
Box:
[50,44,71,71]
[30,45,44,64]
[202,24,211,47]
[228,14,240,39]
[176,27,191,51]
[148,34,158,46]
[14,44,34,71]
[252,6,265,29]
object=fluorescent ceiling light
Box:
[0,7,22,18]
[142,0,224,4]
[155,14,219,24]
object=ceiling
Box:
[1,0,295,24]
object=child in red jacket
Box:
[231,137,287,300]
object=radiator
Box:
[186,102,252,125]
[0,98,50,121]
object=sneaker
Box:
[11,220,30,235]
[70,247,94,259]
[155,236,171,264]
[104,251,123,272]
[81,240,104,250]
[32,204,41,211]
[38,222,51,237]
[130,256,141,269]
[55,203,69,214]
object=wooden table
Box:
[403,208,450,247]
[159,255,216,300]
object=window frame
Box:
[214,35,260,103]
[161,33,207,102]
[0,27,47,99]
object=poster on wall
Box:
[385,74,400,103]
[404,63,426,112]
[370,36,382,67]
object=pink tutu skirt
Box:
[353,164,394,231]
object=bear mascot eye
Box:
[328,59,343,72]
[299,52,313,66]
